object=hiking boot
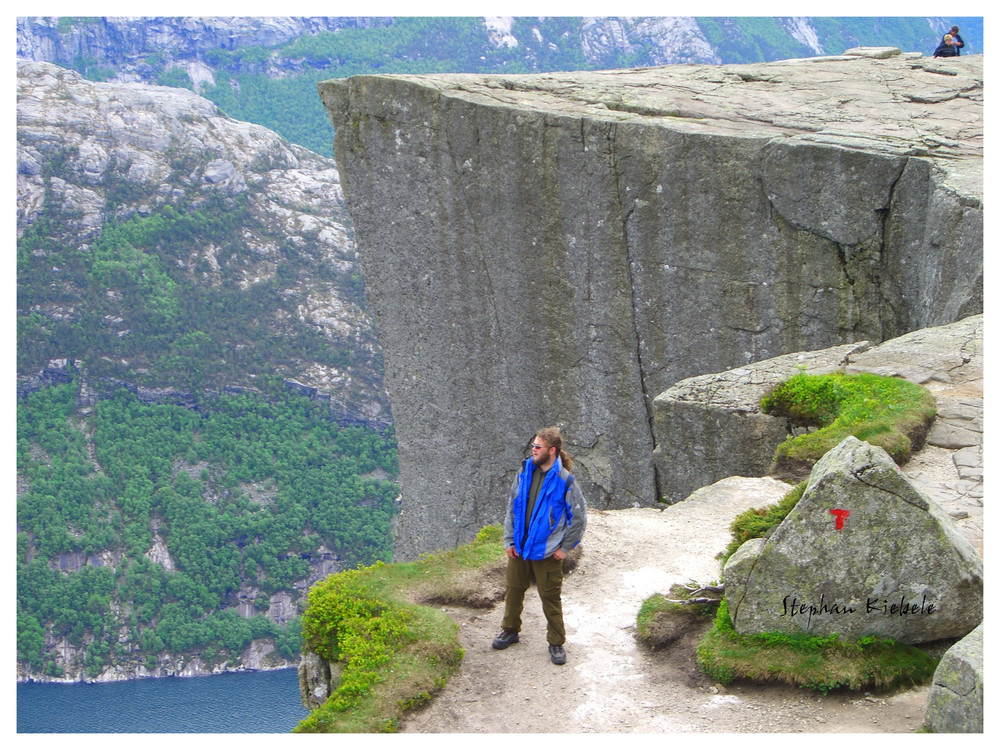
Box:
[549,643,567,665]
[492,629,519,650]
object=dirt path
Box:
[399,476,930,733]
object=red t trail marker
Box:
[830,508,850,530]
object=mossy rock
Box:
[762,371,936,481]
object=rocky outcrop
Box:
[19,637,295,684]
[321,52,983,558]
[17,60,387,422]
[653,314,983,504]
[723,437,983,644]
[298,651,344,710]
[652,341,867,503]
[924,623,984,732]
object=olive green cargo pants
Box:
[500,554,565,645]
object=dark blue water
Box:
[17,668,309,733]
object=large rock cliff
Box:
[320,51,982,559]
[16,17,390,78]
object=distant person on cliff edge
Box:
[933,34,959,58]
[944,25,965,55]
[492,426,587,665]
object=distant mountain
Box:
[17,59,386,422]
[17,16,983,158]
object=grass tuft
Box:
[706,481,937,694]
[637,584,721,650]
[761,372,936,481]
[696,600,938,693]
[294,525,506,733]
[721,481,805,564]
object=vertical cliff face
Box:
[320,52,982,559]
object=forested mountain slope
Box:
[17,60,385,418]
[16,60,397,682]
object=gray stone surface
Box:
[654,314,983,528]
[652,342,868,503]
[298,650,341,710]
[924,623,984,733]
[723,437,983,644]
[847,315,984,554]
[320,54,982,558]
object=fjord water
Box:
[17,668,307,733]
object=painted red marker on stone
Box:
[830,508,850,530]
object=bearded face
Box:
[530,437,554,467]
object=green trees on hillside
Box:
[17,381,398,677]
[17,188,372,395]
[201,18,510,157]
[17,66,391,677]
[808,17,953,56]
[198,16,640,157]
[694,18,815,63]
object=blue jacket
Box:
[503,456,587,560]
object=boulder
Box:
[924,623,984,733]
[652,342,867,503]
[723,437,982,643]
[653,314,982,505]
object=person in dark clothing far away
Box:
[933,34,959,58]
[491,426,587,665]
[944,26,965,55]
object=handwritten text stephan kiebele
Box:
[780,594,937,628]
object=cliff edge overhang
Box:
[322,52,982,194]
[319,52,982,559]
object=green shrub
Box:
[761,372,936,480]
[301,565,412,666]
[295,526,505,733]
[721,482,805,564]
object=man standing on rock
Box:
[492,426,587,665]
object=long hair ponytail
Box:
[535,425,573,472]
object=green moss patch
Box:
[761,372,936,481]
[721,481,805,564]
[295,525,505,733]
[697,600,938,693]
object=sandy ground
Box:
[399,477,932,734]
